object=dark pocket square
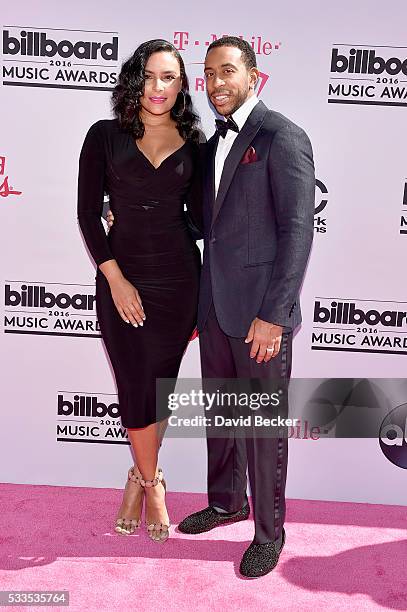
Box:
[240,146,259,164]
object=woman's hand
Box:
[109,276,145,327]
[99,260,145,327]
[106,209,115,228]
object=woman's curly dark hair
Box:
[112,39,200,143]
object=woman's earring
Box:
[178,90,186,115]
[131,97,140,121]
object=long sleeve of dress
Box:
[77,121,114,267]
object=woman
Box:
[77,39,203,543]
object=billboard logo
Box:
[328,45,407,107]
[3,281,100,337]
[311,297,407,355]
[2,27,119,91]
[57,391,128,445]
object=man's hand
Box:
[106,209,115,228]
[245,318,283,363]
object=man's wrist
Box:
[256,317,281,328]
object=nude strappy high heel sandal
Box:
[138,468,170,543]
[115,466,145,535]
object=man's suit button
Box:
[210,237,216,244]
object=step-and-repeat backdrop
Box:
[2,1,406,504]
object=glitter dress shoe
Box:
[139,468,170,543]
[239,528,286,578]
[178,500,250,534]
[115,466,144,535]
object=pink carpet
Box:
[0,483,406,611]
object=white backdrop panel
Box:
[1,0,406,504]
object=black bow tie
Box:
[215,116,239,138]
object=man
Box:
[176,37,315,578]
[107,36,315,577]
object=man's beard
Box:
[216,86,250,117]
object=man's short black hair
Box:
[206,36,257,70]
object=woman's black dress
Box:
[77,119,202,428]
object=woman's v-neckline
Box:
[134,140,188,171]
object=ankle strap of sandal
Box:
[128,466,163,488]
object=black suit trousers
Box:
[199,301,292,545]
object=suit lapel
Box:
[204,133,218,214]
[211,100,268,230]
